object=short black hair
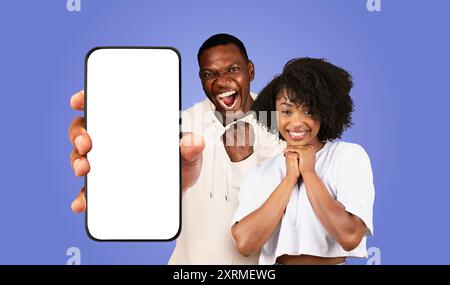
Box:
[252,57,354,142]
[197,33,249,63]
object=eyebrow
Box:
[280,102,294,107]
[200,62,241,72]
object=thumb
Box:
[180,133,205,162]
[71,187,86,213]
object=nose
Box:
[214,73,232,89]
[287,113,305,128]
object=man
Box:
[68,34,284,264]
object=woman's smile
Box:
[286,128,310,141]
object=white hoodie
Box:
[169,95,284,264]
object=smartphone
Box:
[84,47,181,241]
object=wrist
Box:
[182,153,202,166]
[284,174,299,185]
[301,170,317,179]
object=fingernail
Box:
[71,199,80,213]
[74,135,83,150]
[73,158,81,171]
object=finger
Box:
[286,145,314,153]
[73,132,92,156]
[180,132,205,147]
[285,145,307,151]
[223,125,237,147]
[285,152,299,159]
[285,145,311,154]
[68,118,92,156]
[70,90,85,111]
[284,148,302,156]
[68,117,85,142]
[70,149,91,176]
[245,123,255,146]
[71,187,86,213]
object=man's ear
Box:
[247,60,255,81]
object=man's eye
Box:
[229,66,240,73]
[203,72,213,79]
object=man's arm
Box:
[68,91,205,213]
[180,133,205,191]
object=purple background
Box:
[1,0,449,264]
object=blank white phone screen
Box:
[85,47,180,241]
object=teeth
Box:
[289,131,308,137]
[218,91,236,98]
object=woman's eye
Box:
[305,110,312,116]
[281,110,291,115]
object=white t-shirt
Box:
[168,95,285,264]
[231,141,375,265]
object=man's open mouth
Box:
[217,90,238,110]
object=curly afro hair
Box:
[251,57,354,142]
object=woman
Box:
[231,58,375,265]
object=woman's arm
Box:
[302,172,366,251]
[286,145,366,252]
[231,152,300,257]
[231,174,298,257]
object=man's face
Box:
[198,44,255,116]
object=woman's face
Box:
[276,92,321,147]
